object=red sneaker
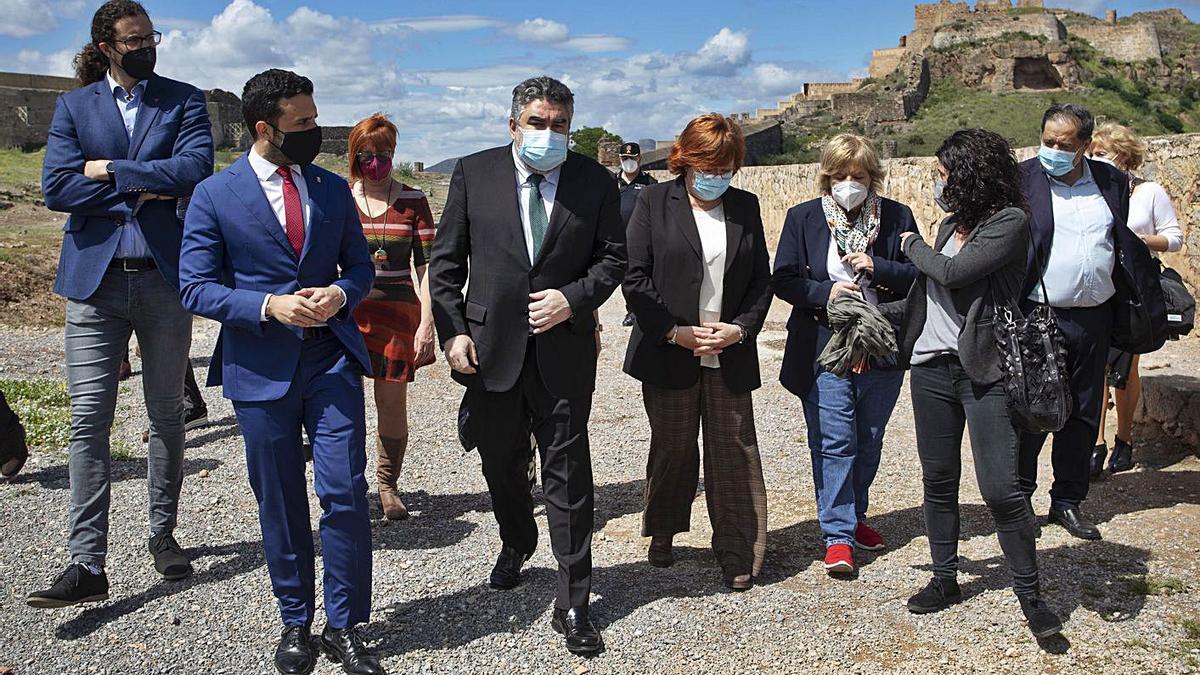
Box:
[854,521,886,551]
[824,543,855,575]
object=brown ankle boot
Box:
[376,434,409,520]
[648,535,675,567]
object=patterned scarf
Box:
[821,192,882,255]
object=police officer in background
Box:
[615,142,656,327]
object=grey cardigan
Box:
[882,206,1030,387]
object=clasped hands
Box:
[82,159,171,203]
[669,322,742,358]
[266,287,344,327]
[444,289,575,374]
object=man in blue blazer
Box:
[179,69,382,675]
[27,0,213,610]
[1017,103,1166,542]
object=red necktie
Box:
[276,167,305,257]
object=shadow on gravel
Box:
[366,568,559,655]
[1083,469,1200,527]
[949,539,1152,651]
[11,457,224,490]
[185,414,241,448]
[53,540,265,641]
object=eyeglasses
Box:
[355,152,393,163]
[113,31,162,50]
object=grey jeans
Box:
[65,267,192,566]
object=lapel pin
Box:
[316,176,322,183]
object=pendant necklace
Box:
[362,180,394,263]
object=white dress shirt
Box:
[694,203,727,369]
[247,146,344,323]
[106,72,150,260]
[512,143,561,264]
[1029,162,1116,308]
[825,239,879,306]
[1128,181,1183,253]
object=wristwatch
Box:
[667,326,679,345]
[105,162,115,181]
[735,323,748,344]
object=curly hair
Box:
[73,0,150,86]
[510,76,574,120]
[936,128,1027,234]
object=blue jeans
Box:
[801,368,904,546]
[64,268,192,566]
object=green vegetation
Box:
[1121,574,1188,596]
[569,126,622,162]
[0,148,45,190]
[875,76,1199,157]
[1,378,71,452]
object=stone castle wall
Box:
[1072,22,1163,62]
[870,47,912,79]
[928,12,1066,50]
[651,133,1200,291]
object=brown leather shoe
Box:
[377,433,409,520]
[648,535,674,567]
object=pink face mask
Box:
[359,155,393,182]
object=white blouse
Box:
[694,203,727,369]
[1128,181,1183,253]
[825,240,879,306]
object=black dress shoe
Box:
[274,625,316,675]
[906,577,962,614]
[1089,443,1108,480]
[1047,506,1101,540]
[551,606,603,655]
[320,625,385,675]
[1108,437,1135,473]
[0,416,29,477]
[621,312,636,327]
[26,563,109,608]
[1019,595,1064,638]
[149,532,194,580]
[489,546,531,590]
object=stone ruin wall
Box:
[928,12,1066,49]
[1072,22,1163,62]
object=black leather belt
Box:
[302,326,333,340]
[109,257,156,272]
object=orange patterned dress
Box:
[351,184,436,382]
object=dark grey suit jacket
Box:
[883,206,1030,387]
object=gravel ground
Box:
[2,296,1200,674]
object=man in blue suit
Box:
[27,0,213,610]
[179,69,382,675]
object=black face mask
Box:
[268,124,322,166]
[118,46,156,81]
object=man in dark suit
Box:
[429,75,625,655]
[28,0,213,610]
[179,70,383,675]
[1018,104,1165,541]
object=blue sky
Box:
[3,0,1198,163]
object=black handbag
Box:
[1159,263,1195,339]
[991,243,1072,434]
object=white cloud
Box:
[376,14,505,32]
[1,0,86,37]
[685,28,751,76]
[12,47,75,76]
[562,35,633,53]
[510,18,570,43]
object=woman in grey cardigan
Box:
[885,129,1063,638]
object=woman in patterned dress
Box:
[347,114,436,520]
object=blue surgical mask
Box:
[934,179,951,213]
[517,128,569,172]
[1038,145,1079,177]
[691,171,732,201]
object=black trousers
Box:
[1017,302,1113,511]
[466,341,594,610]
[911,356,1039,597]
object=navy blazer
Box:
[179,155,375,402]
[1019,157,1166,353]
[771,197,919,398]
[43,75,214,300]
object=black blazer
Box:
[1019,157,1166,353]
[429,145,626,399]
[622,178,772,394]
[884,207,1029,387]
[771,197,919,398]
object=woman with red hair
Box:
[622,113,773,590]
[347,113,436,520]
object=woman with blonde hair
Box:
[347,113,437,520]
[772,134,918,576]
[1088,122,1184,477]
[623,113,774,590]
